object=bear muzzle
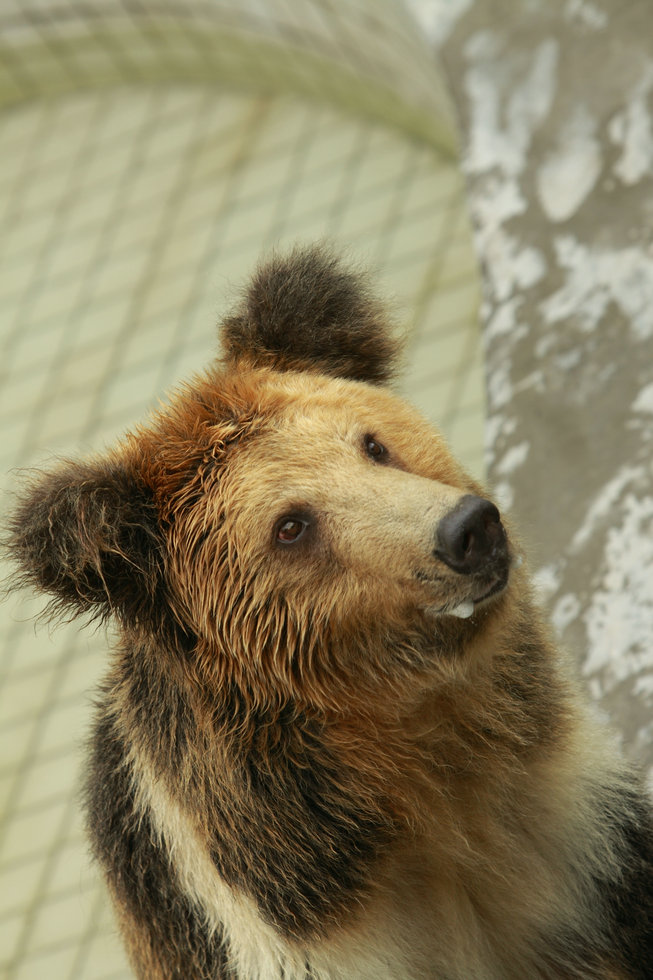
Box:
[434,495,511,618]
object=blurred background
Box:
[2,0,653,978]
[0,2,482,977]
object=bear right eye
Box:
[276,519,308,544]
[364,434,388,462]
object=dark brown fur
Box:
[6,246,653,980]
[221,246,401,384]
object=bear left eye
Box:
[364,435,388,462]
[276,519,308,544]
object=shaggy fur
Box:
[7,245,653,979]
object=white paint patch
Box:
[467,179,546,323]
[486,297,521,340]
[536,105,602,222]
[461,26,559,341]
[634,676,653,698]
[464,35,559,177]
[583,494,653,688]
[487,360,513,411]
[532,561,563,603]
[608,64,653,186]
[474,174,527,232]
[495,440,530,476]
[511,245,547,294]
[632,382,653,413]
[535,332,558,359]
[488,237,546,306]
[554,347,583,372]
[564,0,607,31]
[468,117,546,314]
[493,479,514,512]
[503,38,560,166]
[541,236,653,339]
[514,369,545,395]
[484,414,505,457]
[484,413,516,470]
[552,592,582,636]
[467,177,545,309]
[570,464,645,552]
[405,0,474,46]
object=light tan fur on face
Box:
[141,367,495,708]
[227,372,472,611]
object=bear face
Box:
[134,364,511,704]
[8,246,512,711]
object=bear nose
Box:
[435,495,506,574]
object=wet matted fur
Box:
[7,246,653,979]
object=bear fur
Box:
[7,246,653,979]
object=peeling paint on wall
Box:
[536,106,602,221]
[541,237,653,339]
[609,63,653,186]
[437,0,653,771]
[464,35,559,177]
[406,0,475,46]
[583,493,653,686]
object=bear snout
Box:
[434,494,508,576]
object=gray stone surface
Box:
[426,0,653,776]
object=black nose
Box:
[436,495,506,574]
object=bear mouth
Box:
[417,557,511,620]
[472,569,509,605]
[444,570,509,619]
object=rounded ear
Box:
[220,245,402,385]
[6,455,168,632]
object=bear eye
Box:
[364,434,388,462]
[276,518,308,544]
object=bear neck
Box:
[106,588,574,830]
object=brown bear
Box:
[7,246,653,979]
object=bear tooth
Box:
[449,600,475,619]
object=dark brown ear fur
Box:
[7,457,168,633]
[220,245,401,384]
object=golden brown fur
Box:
[7,246,652,979]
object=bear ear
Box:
[6,455,166,632]
[220,245,402,385]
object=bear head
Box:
[8,246,513,708]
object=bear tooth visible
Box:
[449,600,475,619]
